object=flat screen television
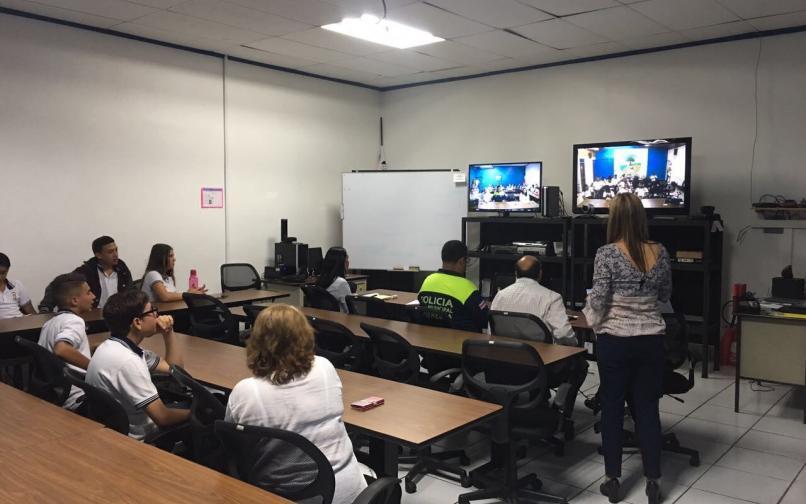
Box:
[468,162,542,213]
[573,138,691,215]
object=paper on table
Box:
[406,299,420,306]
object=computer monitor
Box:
[573,137,691,215]
[468,162,542,213]
[307,247,323,275]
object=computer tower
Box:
[542,186,561,217]
[275,242,308,275]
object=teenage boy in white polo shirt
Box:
[0,253,36,319]
[87,290,190,440]
[37,273,96,410]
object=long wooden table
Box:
[89,331,502,476]
[0,289,289,337]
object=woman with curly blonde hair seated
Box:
[225,304,367,504]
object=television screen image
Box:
[573,138,691,214]
[468,162,542,212]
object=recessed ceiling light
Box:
[322,14,444,49]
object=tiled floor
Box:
[400,364,806,503]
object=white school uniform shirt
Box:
[142,270,177,302]
[98,268,118,309]
[490,277,577,346]
[327,276,352,313]
[37,311,91,410]
[86,336,161,441]
[0,279,30,319]
[225,356,367,504]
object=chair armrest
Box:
[429,367,462,384]
[352,477,401,504]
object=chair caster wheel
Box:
[460,474,471,488]
[690,454,700,467]
[405,479,416,493]
[460,455,470,465]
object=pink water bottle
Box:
[189,269,200,290]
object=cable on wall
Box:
[749,37,763,205]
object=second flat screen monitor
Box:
[468,162,542,213]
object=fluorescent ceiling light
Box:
[322,15,444,49]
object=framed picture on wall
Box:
[201,187,224,208]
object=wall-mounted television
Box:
[573,138,691,215]
[468,162,542,213]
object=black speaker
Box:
[542,186,560,217]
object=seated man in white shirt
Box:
[0,253,36,319]
[490,255,588,437]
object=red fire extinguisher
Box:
[720,283,746,366]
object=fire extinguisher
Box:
[720,283,746,366]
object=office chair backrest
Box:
[301,285,341,312]
[662,312,697,395]
[14,336,70,406]
[242,304,266,326]
[307,316,361,370]
[488,310,552,343]
[346,295,391,319]
[63,368,129,435]
[214,420,335,504]
[360,323,420,384]
[221,263,261,292]
[492,273,516,298]
[182,292,238,344]
[170,365,225,425]
[352,477,402,504]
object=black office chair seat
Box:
[301,285,342,312]
[308,316,367,371]
[182,292,241,345]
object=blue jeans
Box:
[597,334,664,479]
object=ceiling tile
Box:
[282,27,389,56]
[715,0,806,19]
[323,0,420,18]
[370,73,435,88]
[245,36,353,62]
[326,56,417,76]
[113,21,235,51]
[620,30,691,50]
[228,0,344,26]
[17,0,156,21]
[412,39,506,65]
[225,45,320,67]
[426,0,553,29]
[680,20,756,41]
[454,29,560,59]
[170,0,312,36]
[565,5,670,40]
[128,0,186,8]
[558,40,628,59]
[130,10,265,44]
[387,2,492,38]
[630,0,739,31]
[517,0,620,17]
[513,18,608,49]
[747,10,806,30]
[0,0,121,27]
[303,62,384,79]
[368,49,460,71]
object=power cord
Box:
[749,37,762,205]
[749,380,774,392]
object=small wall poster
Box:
[201,187,224,208]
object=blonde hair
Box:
[607,193,653,273]
[246,304,315,385]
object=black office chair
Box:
[458,340,567,504]
[352,477,402,504]
[308,316,365,371]
[346,295,392,319]
[241,304,266,326]
[489,310,552,343]
[13,336,70,406]
[214,420,336,504]
[221,263,261,292]
[63,368,129,435]
[491,273,516,299]
[360,323,469,493]
[170,365,226,468]
[182,293,241,345]
[301,285,342,312]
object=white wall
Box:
[0,13,380,303]
[381,32,806,297]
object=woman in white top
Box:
[140,243,206,303]
[316,247,352,313]
[225,304,367,504]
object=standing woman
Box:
[583,193,671,504]
[316,247,351,313]
[141,243,207,303]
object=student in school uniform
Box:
[37,273,96,410]
[225,304,367,504]
[315,247,352,313]
[0,253,36,319]
[86,290,190,441]
[38,236,134,312]
[141,243,206,303]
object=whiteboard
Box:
[342,171,466,271]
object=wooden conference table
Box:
[88,332,502,476]
[0,383,290,503]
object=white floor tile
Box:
[708,381,791,415]
[660,394,704,416]
[780,478,806,504]
[689,404,762,428]
[716,446,804,482]
[736,429,806,462]
[621,452,710,487]
[400,474,461,504]
[521,455,606,489]
[693,465,791,504]
[671,417,750,446]
[569,490,616,503]
[754,415,806,441]
[676,488,758,504]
